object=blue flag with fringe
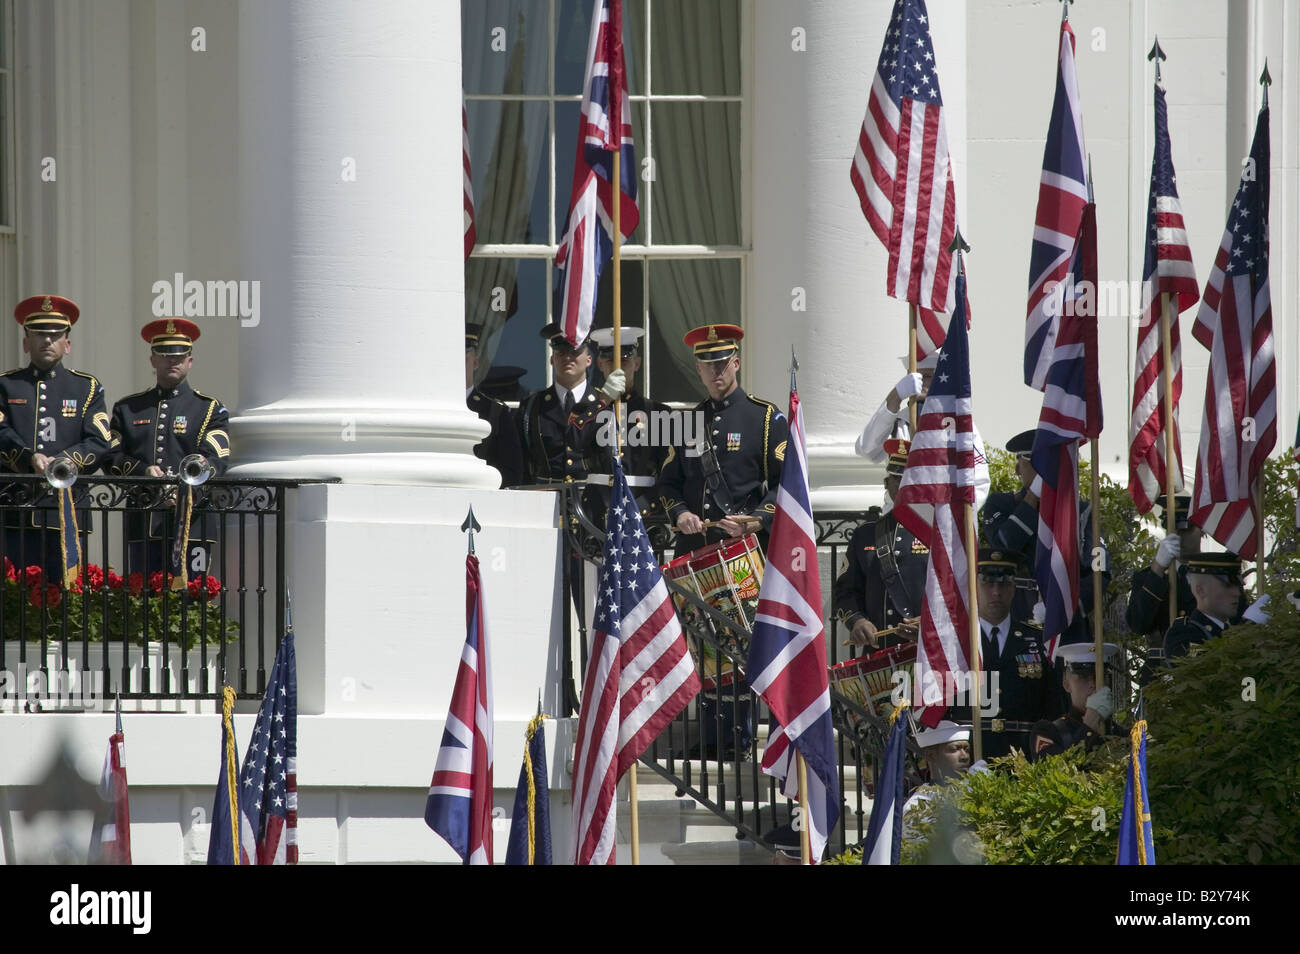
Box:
[505,715,552,865]
[1117,719,1155,865]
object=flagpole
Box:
[966,501,981,763]
[908,304,918,436]
[1159,292,1178,625]
[1090,439,1105,687]
[797,752,812,864]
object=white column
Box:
[748,1,967,510]
[230,0,492,487]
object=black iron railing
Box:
[0,475,330,703]
[559,483,912,857]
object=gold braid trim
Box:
[1130,719,1150,865]
[523,713,548,865]
[221,686,241,864]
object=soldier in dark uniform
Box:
[582,327,670,532]
[464,324,524,488]
[102,319,230,578]
[1027,642,1119,761]
[980,429,1109,644]
[1163,552,1246,660]
[1127,493,1246,648]
[656,323,788,556]
[833,438,924,648]
[0,295,113,578]
[517,323,619,484]
[969,549,1055,758]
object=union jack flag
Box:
[554,0,639,348]
[463,102,476,261]
[426,553,494,864]
[237,629,298,864]
[572,458,699,865]
[1032,201,1101,658]
[1024,12,1088,390]
[1129,82,1198,514]
[851,0,957,321]
[1190,101,1274,558]
[749,387,840,864]
[89,700,131,865]
[893,271,977,727]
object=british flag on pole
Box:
[893,270,978,727]
[1128,80,1198,514]
[571,458,699,865]
[554,0,639,348]
[850,0,958,360]
[1190,97,1274,559]
[749,383,840,864]
[1024,10,1088,391]
[426,550,494,864]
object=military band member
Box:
[584,327,669,525]
[517,323,620,484]
[656,324,787,555]
[465,324,524,488]
[833,438,924,648]
[980,429,1108,643]
[1163,552,1246,660]
[103,319,230,575]
[0,295,112,575]
[970,549,1055,758]
[1027,642,1118,761]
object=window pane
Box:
[554,100,646,244]
[462,0,549,96]
[651,0,740,96]
[647,258,741,404]
[467,257,551,398]
[650,102,740,245]
[556,0,643,96]
[466,100,549,244]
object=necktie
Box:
[563,391,575,417]
[983,626,999,665]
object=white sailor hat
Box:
[914,720,972,748]
[1056,642,1119,669]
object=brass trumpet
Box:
[45,456,78,489]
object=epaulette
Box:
[65,367,100,382]
[745,393,780,413]
[193,388,227,406]
[117,386,156,403]
[0,367,24,377]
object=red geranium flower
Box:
[23,566,42,589]
[30,583,62,609]
[4,557,15,582]
[148,571,167,595]
[127,572,145,597]
[84,564,105,592]
[187,576,223,601]
[107,571,125,590]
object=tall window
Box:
[463,0,744,404]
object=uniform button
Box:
[161,403,168,409]
[565,458,573,465]
[712,430,719,436]
[39,406,46,412]
[36,444,44,450]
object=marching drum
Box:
[662,534,766,690]
[828,643,917,725]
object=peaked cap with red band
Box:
[14,294,80,331]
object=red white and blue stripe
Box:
[851,0,958,321]
[749,388,840,864]
[893,272,977,727]
[426,554,495,864]
[572,458,700,864]
[463,102,477,261]
[1190,102,1274,559]
[861,712,908,865]
[237,630,299,864]
[1128,83,1198,514]
[1031,202,1101,658]
[554,0,639,348]
[1024,14,1088,390]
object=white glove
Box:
[1154,533,1181,570]
[1242,593,1270,625]
[599,368,626,401]
[1032,601,1046,625]
[894,372,924,402]
[1085,686,1115,721]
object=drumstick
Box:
[699,515,763,532]
[842,617,921,646]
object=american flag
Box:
[1031,201,1101,657]
[1190,102,1274,559]
[426,552,494,864]
[89,702,131,865]
[463,102,477,261]
[208,686,258,865]
[1024,13,1088,390]
[572,457,700,865]
[893,270,977,727]
[1129,83,1198,514]
[748,387,840,864]
[850,0,957,319]
[554,0,639,348]
[237,629,298,865]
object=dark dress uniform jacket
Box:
[980,489,1108,640]
[833,512,926,634]
[656,387,788,554]
[518,383,606,483]
[1163,609,1228,660]
[977,618,1055,758]
[583,390,672,519]
[0,363,112,529]
[467,388,524,488]
[1128,564,1247,645]
[1028,710,1111,762]
[103,380,230,478]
